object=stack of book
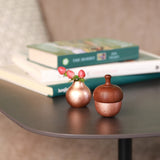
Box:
[0,38,160,97]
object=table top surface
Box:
[0,79,160,139]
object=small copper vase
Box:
[66,81,91,108]
[93,74,123,117]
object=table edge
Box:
[1,109,160,139]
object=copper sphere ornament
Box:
[66,80,91,108]
[93,75,123,117]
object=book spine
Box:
[48,73,160,97]
[58,46,139,68]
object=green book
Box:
[49,73,160,97]
[27,38,139,69]
[0,64,159,97]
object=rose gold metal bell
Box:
[93,74,123,117]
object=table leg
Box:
[118,138,132,160]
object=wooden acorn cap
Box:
[93,75,123,103]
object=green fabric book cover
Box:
[49,73,160,97]
[28,38,139,69]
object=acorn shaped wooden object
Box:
[93,75,123,117]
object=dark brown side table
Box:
[0,79,160,160]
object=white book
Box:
[0,64,53,96]
[12,50,160,85]
[12,53,66,84]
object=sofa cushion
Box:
[0,0,49,65]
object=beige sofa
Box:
[39,0,160,55]
[0,0,160,160]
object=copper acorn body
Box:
[93,75,123,117]
[66,81,91,108]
